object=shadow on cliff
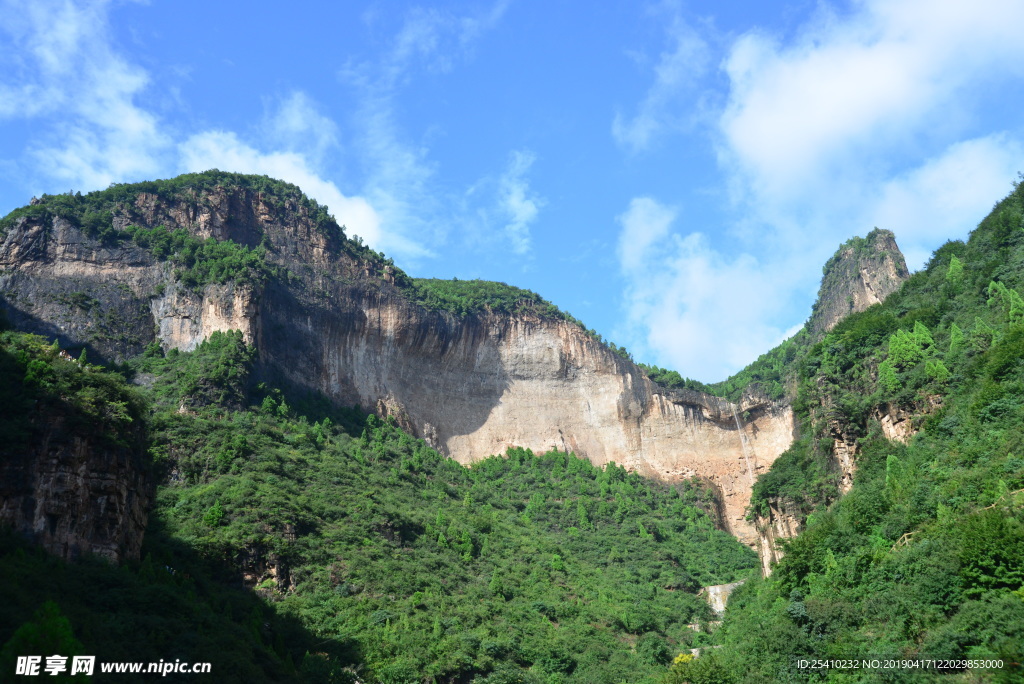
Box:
[0,293,129,368]
[0,523,363,683]
[258,280,512,450]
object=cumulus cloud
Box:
[618,0,1024,379]
[719,0,1024,212]
[865,134,1024,269]
[617,198,797,381]
[0,0,169,190]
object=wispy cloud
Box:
[0,0,168,190]
[339,1,511,261]
[263,91,340,167]
[612,5,710,153]
[497,151,542,254]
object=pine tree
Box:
[946,254,965,289]
[878,358,901,393]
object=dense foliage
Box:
[1,328,757,683]
[0,330,148,453]
[638,364,714,395]
[0,170,402,287]
[698,181,1024,681]
[0,170,333,240]
[412,278,585,325]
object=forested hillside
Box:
[4,172,1024,683]
[666,183,1024,682]
[0,327,756,683]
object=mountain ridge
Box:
[0,171,828,548]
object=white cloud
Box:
[719,0,1024,207]
[617,198,796,382]
[618,0,1024,379]
[0,0,169,190]
[867,134,1024,269]
[340,2,511,262]
[178,130,387,252]
[617,197,676,271]
[612,9,709,152]
[497,151,543,254]
[264,91,340,166]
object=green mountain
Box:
[2,171,1023,682]
[668,181,1024,682]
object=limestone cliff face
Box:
[753,499,803,577]
[0,405,150,563]
[0,182,795,547]
[277,291,796,546]
[808,228,909,336]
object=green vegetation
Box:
[8,172,1024,681]
[125,225,272,288]
[641,330,809,403]
[707,180,1024,681]
[0,331,147,453]
[0,170,399,287]
[0,170,335,241]
[2,326,757,683]
[412,277,583,324]
[639,364,714,394]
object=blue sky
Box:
[2,0,1024,381]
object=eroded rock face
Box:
[808,228,909,336]
[0,185,801,547]
[702,581,745,614]
[754,500,803,577]
[0,409,150,563]
[285,291,797,546]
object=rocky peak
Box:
[807,228,910,336]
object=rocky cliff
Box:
[0,174,908,552]
[0,175,801,547]
[751,229,912,574]
[0,339,151,563]
[808,228,909,336]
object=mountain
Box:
[808,228,909,336]
[12,170,1016,683]
[665,181,1024,682]
[0,170,849,549]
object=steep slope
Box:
[0,332,151,562]
[0,172,795,546]
[665,182,1024,683]
[0,172,910,551]
[2,328,758,683]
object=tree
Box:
[0,602,88,682]
[887,329,923,370]
[878,358,901,393]
[946,254,965,289]
[925,358,951,384]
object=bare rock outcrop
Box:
[0,404,151,563]
[808,228,909,336]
